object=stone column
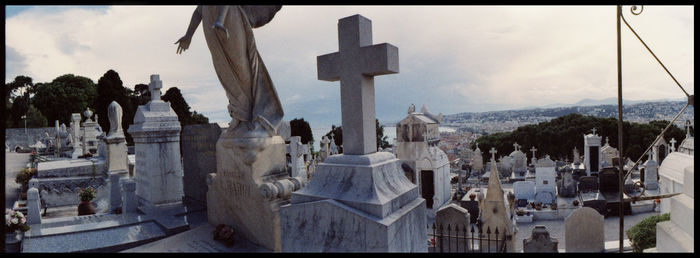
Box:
[104,101,129,212]
[127,75,185,216]
[70,113,83,159]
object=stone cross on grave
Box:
[530,146,537,158]
[317,14,399,155]
[685,120,692,138]
[591,128,597,135]
[149,74,163,101]
[669,138,677,152]
[513,142,520,152]
[490,147,497,162]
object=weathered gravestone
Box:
[535,156,557,204]
[280,14,426,252]
[523,225,558,253]
[513,181,535,207]
[181,123,222,206]
[434,204,471,251]
[564,207,604,252]
[558,170,577,197]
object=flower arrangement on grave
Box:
[469,193,476,201]
[515,208,526,216]
[529,202,535,209]
[535,203,542,210]
[550,203,558,210]
[78,186,97,202]
[5,209,30,233]
[213,224,236,246]
[572,200,579,206]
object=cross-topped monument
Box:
[685,120,692,138]
[513,142,520,152]
[317,14,399,155]
[490,147,497,162]
[530,146,537,159]
[149,74,163,101]
[591,128,597,135]
[669,138,677,152]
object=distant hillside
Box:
[442,100,693,134]
[472,113,690,162]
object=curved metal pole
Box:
[616,5,624,253]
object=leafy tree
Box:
[93,70,134,142]
[324,125,343,153]
[324,119,390,153]
[9,92,30,128]
[6,76,35,128]
[161,87,209,126]
[290,118,314,144]
[31,74,97,126]
[376,119,390,149]
[26,105,48,127]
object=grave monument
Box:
[176,5,303,251]
[280,14,426,252]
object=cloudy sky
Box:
[5,5,694,128]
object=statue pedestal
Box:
[207,133,288,252]
[280,152,427,252]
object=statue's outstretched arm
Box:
[175,6,203,54]
[212,5,229,38]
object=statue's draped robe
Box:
[201,5,283,130]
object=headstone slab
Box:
[513,181,535,201]
[434,203,471,252]
[565,207,604,252]
[558,171,577,197]
[181,123,221,205]
[523,225,558,253]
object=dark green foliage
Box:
[324,125,343,152]
[9,92,30,128]
[324,119,390,152]
[626,213,670,252]
[474,113,686,162]
[376,119,390,149]
[290,118,314,144]
[26,105,48,127]
[93,70,135,143]
[31,74,97,126]
[161,87,209,126]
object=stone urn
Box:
[78,201,95,216]
[5,231,23,253]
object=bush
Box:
[626,213,670,252]
[15,168,37,190]
[78,186,97,202]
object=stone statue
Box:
[107,101,123,137]
[176,5,284,137]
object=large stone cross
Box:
[149,74,163,101]
[530,146,537,158]
[513,142,520,152]
[317,14,399,155]
[490,147,497,162]
[591,128,597,135]
[685,120,692,138]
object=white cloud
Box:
[6,5,694,127]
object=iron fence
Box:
[427,223,506,253]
